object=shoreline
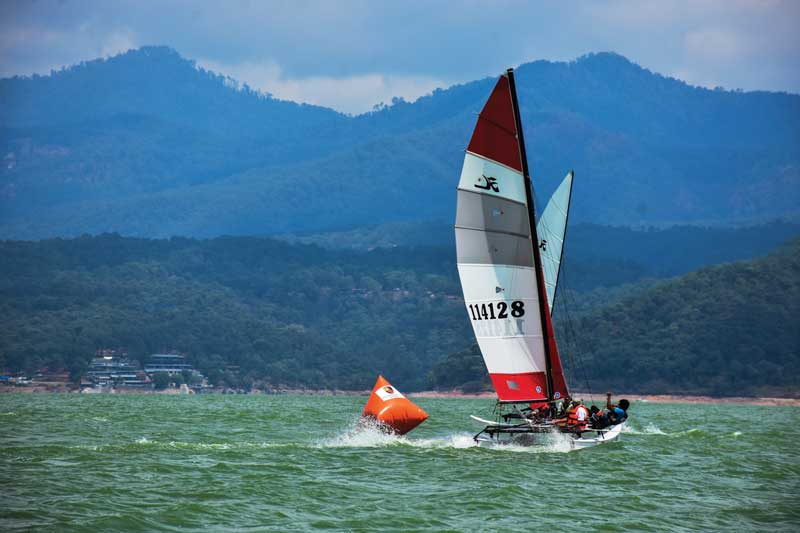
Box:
[2,385,798,405]
[410,391,800,406]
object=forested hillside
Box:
[0,235,468,389]
[431,239,800,397]
[2,47,798,239]
[1,233,797,395]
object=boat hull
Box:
[475,421,625,450]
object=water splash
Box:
[78,439,293,453]
[168,441,232,450]
[321,417,407,448]
[640,423,667,435]
[402,434,478,449]
[329,423,584,454]
[482,428,576,453]
[623,423,666,435]
[426,434,477,449]
[320,418,479,450]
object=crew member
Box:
[567,400,589,431]
[606,392,630,424]
[556,399,588,431]
[553,397,572,426]
[589,405,609,429]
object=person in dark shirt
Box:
[606,392,630,424]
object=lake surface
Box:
[1,393,798,531]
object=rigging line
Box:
[529,179,576,401]
[561,307,579,392]
[558,262,595,406]
[532,178,594,405]
[558,274,583,384]
[534,177,582,389]
[559,306,578,388]
[556,287,579,394]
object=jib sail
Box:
[454,70,568,403]
[537,171,574,313]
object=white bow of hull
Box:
[474,420,626,450]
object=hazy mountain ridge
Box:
[2,46,798,239]
[280,220,800,287]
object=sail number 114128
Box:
[467,301,525,321]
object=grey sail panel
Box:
[455,190,530,239]
[455,227,534,267]
[454,75,552,402]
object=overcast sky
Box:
[1,0,798,113]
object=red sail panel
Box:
[537,260,569,400]
[467,75,523,172]
[490,372,549,402]
[546,313,568,400]
[458,71,566,404]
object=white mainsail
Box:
[536,171,574,313]
[454,70,568,403]
[464,70,628,449]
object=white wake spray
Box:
[320,416,478,449]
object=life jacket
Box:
[567,404,589,430]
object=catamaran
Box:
[454,68,625,448]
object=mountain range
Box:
[2,46,799,239]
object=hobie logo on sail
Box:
[474,174,499,192]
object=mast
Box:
[506,67,555,402]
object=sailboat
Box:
[454,68,625,448]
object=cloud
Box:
[100,30,137,59]
[684,28,748,72]
[198,59,447,114]
[0,0,798,101]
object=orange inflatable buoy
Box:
[362,375,428,435]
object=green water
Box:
[1,394,798,531]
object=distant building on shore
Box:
[144,353,195,374]
[81,350,209,392]
[86,353,150,388]
[145,353,210,391]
